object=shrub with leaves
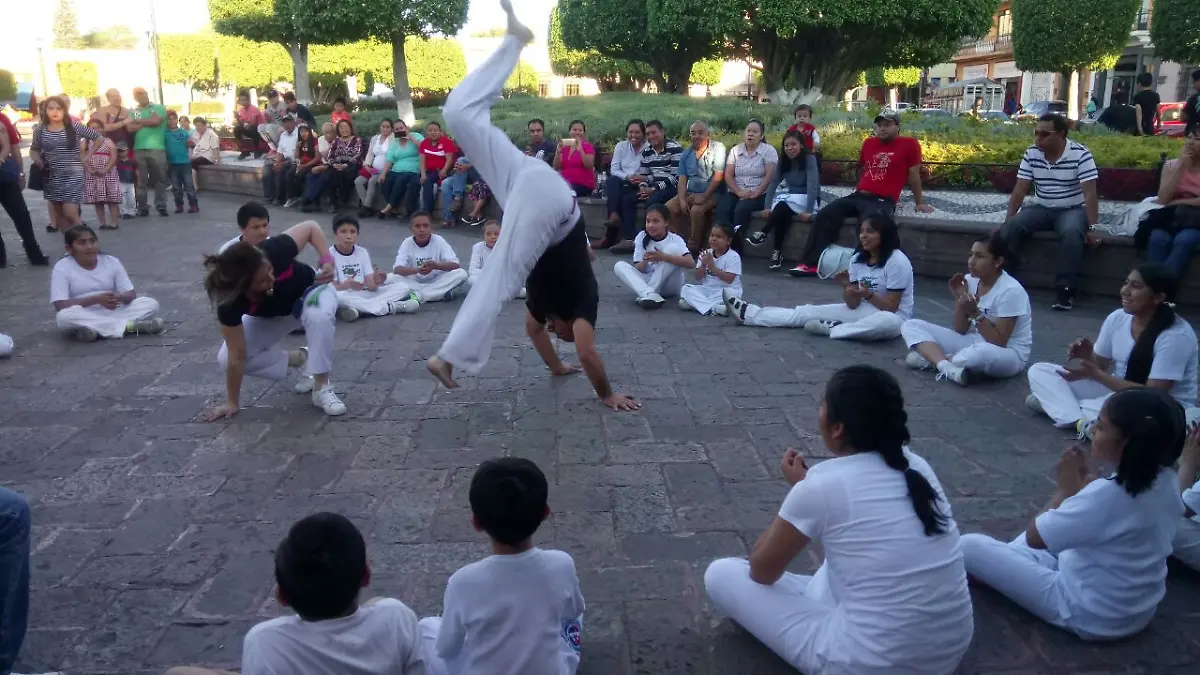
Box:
[56,61,98,100]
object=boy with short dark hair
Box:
[219,201,272,253]
[390,211,468,303]
[419,458,584,675]
[165,110,200,213]
[331,214,420,321]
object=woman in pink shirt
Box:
[1145,127,1200,278]
[553,119,596,197]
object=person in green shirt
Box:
[125,87,169,216]
[377,120,424,218]
[164,110,198,213]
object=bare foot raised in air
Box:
[427,355,459,389]
[501,0,534,45]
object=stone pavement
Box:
[1,191,1199,675]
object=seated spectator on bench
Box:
[167,512,426,675]
[1027,263,1197,438]
[1177,426,1200,572]
[746,129,820,270]
[594,119,648,252]
[525,118,556,163]
[613,204,693,309]
[259,89,288,147]
[442,156,478,226]
[704,366,973,675]
[323,120,364,214]
[51,225,164,342]
[262,116,298,207]
[464,171,492,228]
[606,119,683,255]
[301,123,338,212]
[999,113,1101,312]
[717,119,777,248]
[330,97,352,127]
[1142,127,1200,278]
[679,223,740,316]
[233,92,266,160]
[355,119,395,218]
[962,389,1186,642]
[791,110,931,276]
[667,120,726,256]
[389,212,468,304]
[291,124,323,210]
[902,233,1032,386]
[553,119,596,198]
[467,220,525,299]
[378,121,424,219]
[220,201,272,253]
[726,215,911,341]
[283,91,317,129]
[418,121,458,215]
[189,116,221,167]
[330,215,418,321]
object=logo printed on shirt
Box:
[863,151,895,183]
[340,263,363,279]
[561,617,582,653]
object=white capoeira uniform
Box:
[1027,309,1199,428]
[391,234,469,303]
[680,248,742,314]
[50,254,160,339]
[466,241,525,298]
[613,230,689,303]
[0,333,12,357]
[435,34,584,375]
[901,272,1032,378]
[1177,480,1200,572]
[743,249,914,341]
[329,243,415,316]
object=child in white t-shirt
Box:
[467,220,526,299]
[679,223,741,316]
[390,211,468,303]
[962,387,1186,641]
[219,201,273,253]
[166,513,426,675]
[329,215,419,321]
[420,458,585,675]
[50,225,163,342]
[704,365,973,674]
[1027,263,1197,438]
[726,215,913,341]
[902,233,1032,386]
[613,204,694,309]
[1175,422,1200,571]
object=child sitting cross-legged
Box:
[679,222,742,316]
[389,211,469,304]
[51,225,164,342]
[419,457,585,675]
[613,204,694,309]
[166,512,426,675]
[329,214,419,321]
[467,220,526,299]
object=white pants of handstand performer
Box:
[56,296,160,339]
[336,277,416,316]
[435,34,579,375]
[613,260,684,301]
[217,285,336,381]
[744,302,903,341]
[901,319,1025,378]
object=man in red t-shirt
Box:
[418,120,459,220]
[789,111,933,276]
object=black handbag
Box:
[27,165,45,191]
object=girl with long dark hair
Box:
[1027,263,1197,438]
[705,365,973,674]
[746,129,820,269]
[963,387,1187,640]
[723,214,913,341]
[30,95,103,231]
[50,225,163,341]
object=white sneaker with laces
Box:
[387,298,420,314]
[904,351,933,370]
[678,297,692,311]
[636,293,666,309]
[294,374,315,394]
[313,386,347,416]
[1026,394,1045,415]
[935,363,969,386]
[337,307,360,322]
[803,319,839,336]
[712,304,728,317]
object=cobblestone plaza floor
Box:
[1,192,1198,674]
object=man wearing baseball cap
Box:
[789,109,933,276]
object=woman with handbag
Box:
[30,95,104,233]
[0,112,49,267]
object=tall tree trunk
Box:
[1056,71,1072,103]
[391,35,415,126]
[287,41,312,104]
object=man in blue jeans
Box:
[999,113,1101,311]
[0,488,42,675]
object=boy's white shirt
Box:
[330,244,374,284]
[394,234,459,283]
[469,240,493,279]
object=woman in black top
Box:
[200,220,346,420]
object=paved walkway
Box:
[1,191,1198,674]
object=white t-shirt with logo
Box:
[435,548,585,675]
[1035,470,1184,639]
[241,598,425,675]
[329,244,374,284]
[393,234,459,283]
[848,249,914,319]
[967,272,1033,362]
[694,248,743,295]
[469,241,493,280]
[1094,308,1199,407]
[779,450,973,672]
[50,255,135,302]
[633,231,689,277]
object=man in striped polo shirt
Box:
[999,113,1100,311]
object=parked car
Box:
[1158,102,1186,137]
[917,107,953,117]
[1018,100,1068,119]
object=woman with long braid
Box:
[703,365,973,675]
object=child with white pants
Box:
[328,214,419,321]
[612,204,692,309]
[1176,428,1200,571]
[50,225,163,341]
[466,220,526,299]
[390,212,468,304]
[680,223,741,316]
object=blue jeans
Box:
[999,204,1088,289]
[384,171,420,212]
[0,488,30,675]
[1147,228,1200,279]
[441,170,475,221]
[420,174,445,213]
[167,164,197,207]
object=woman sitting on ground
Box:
[704,365,973,675]
[746,129,820,270]
[901,232,1033,386]
[962,388,1186,641]
[717,119,778,248]
[1026,262,1197,438]
[552,119,596,197]
[50,225,163,342]
[725,214,911,341]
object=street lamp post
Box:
[149,0,164,104]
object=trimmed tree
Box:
[866,66,922,107]
[159,34,219,93]
[690,58,724,94]
[1150,0,1200,65]
[310,40,393,101]
[505,61,540,96]
[1012,0,1140,118]
[215,35,292,93]
[56,61,98,100]
[52,0,84,49]
[548,5,652,91]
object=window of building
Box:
[565,83,581,97]
[997,9,1013,36]
[537,82,549,97]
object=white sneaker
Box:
[313,386,347,416]
[337,307,360,322]
[387,298,420,314]
[74,328,99,342]
[803,319,839,336]
[288,347,309,368]
[678,297,692,311]
[284,198,300,208]
[904,351,933,371]
[936,363,969,386]
[712,304,728,317]
[294,374,315,394]
[517,286,527,299]
[636,293,666,309]
[1025,394,1044,415]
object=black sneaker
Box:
[747,231,767,246]
[1052,287,1074,312]
[137,208,150,217]
[769,250,783,270]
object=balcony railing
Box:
[955,33,1013,58]
[1134,9,1150,31]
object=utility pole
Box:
[149,0,164,104]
